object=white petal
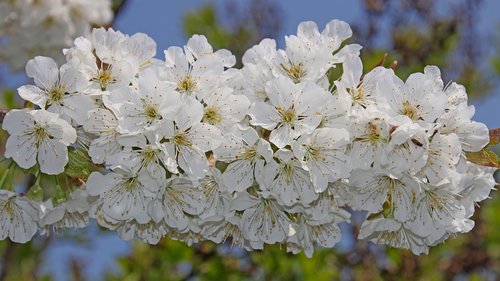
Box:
[47,117,78,145]
[189,123,222,152]
[2,109,34,135]
[59,60,90,93]
[265,76,297,109]
[223,160,254,192]
[85,172,116,196]
[17,85,48,108]
[59,95,95,125]
[269,125,297,148]
[178,148,209,180]
[248,102,279,130]
[26,56,59,90]
[37,139,68,175]
[5,134,37,169]
[186,35,213,58]
[175,100,204,131]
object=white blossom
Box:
[83,107,122,164]
[162,35,235,101]
[104,68,181,134]
[292,128,352,192]
[0,191,40,243]
[106,132,168,181]
[160,101,222,179]
[214,128,273,193]
[411,180,472,244]
[201,87,251,133]
[383,122,429,175]
[116,220,169,245]
[233,192,294,244]
[423,133,461,184]
[376,66,448,126]
[349,107,392,170]
[3,109,77,174]
[148,176,205,232]
[335,57,390,112]
[262,149,318,206]
[18,56,93,124]
[249,77,328,148]
[86,169,161,225]
[39,189,90,232]
[438,103,489,152]
[287,214,342,258]
[349,169,418,222]
[359,218,429,255]
[0,20,496,256]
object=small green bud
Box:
[26,181,44,201]
[52,176,66,206]
[65,147,98,180]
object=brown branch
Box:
[362,53,388,81]
[99,0,129,29]
[109,0,130,27]
[373,53,388,69]
[0,241,15,281]
[0,109,6,123]
[390,60,398,70]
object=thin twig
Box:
[0,241,14,281]
[110,0,129,27]
[390,60,398,70]
[361,53,388,81]
[0,109,7,123]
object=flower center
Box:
[174,133,192,147]
[304,145,326,161]
[401,100,419,121]
[124,178,138,191]
[367,122,381,143]
[379,230,400,243]
[243,147,256,159]
[33,125,48,146]
[97,69,114,90]
[48,86,65,104]
[203,107,222,124]
[177,76,197,93]
[281,63,306,83]
[277,107,296,124]
[427,191,447,211]
[351,86,365,104]
[282,163,295,184]
[141,147,157,164]
[2,200,15,217]
[144,105,160,120]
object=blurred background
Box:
[0,0,499,280]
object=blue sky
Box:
[114,0,499,128]
[19,0,499,279]
[114,0,364,50]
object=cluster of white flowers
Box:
[0,0,112,71]
[0,20,497,257]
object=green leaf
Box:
[65,147,99,180]
[26,181,44,201]
[465,149,500,168]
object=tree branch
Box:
[0,109,6,123]
[0,241,15,281]
[109,0,129,27]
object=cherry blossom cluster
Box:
[0,0,112,71]
[0,20,497,257]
